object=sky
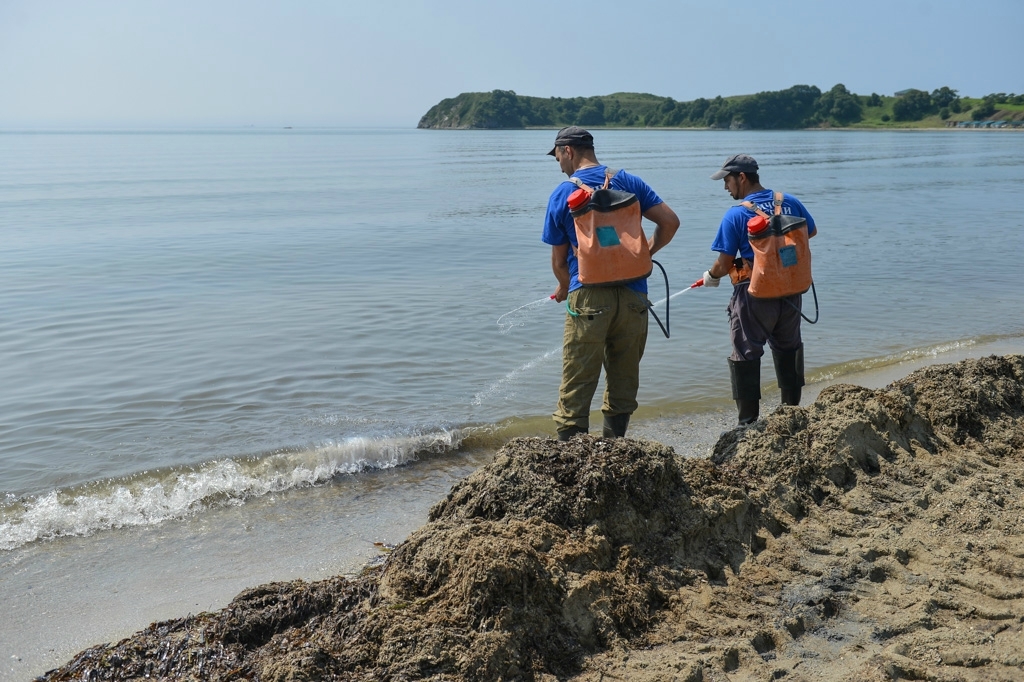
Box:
[0,0,1021,128]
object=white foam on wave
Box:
[0,429,463,551]
[810,338,979,382]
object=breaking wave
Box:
[0,429,464,551]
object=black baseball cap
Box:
[710,154,759,180]
[547,126,594,155]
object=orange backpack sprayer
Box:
[565,169,671,337]
[566,169,652,286]
[742,191,813,299]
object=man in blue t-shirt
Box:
[542,126,680,440]
[701,154,817,425]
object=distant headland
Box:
[418,85,1024,130]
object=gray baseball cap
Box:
[547,126,594,155]
[710,154,759,180]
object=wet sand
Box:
[31,350,1024,681]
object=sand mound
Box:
[38,356,1024,681]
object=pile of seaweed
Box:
[38,355,1024,681]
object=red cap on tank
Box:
[747,215,768,235]
[567,188,591,211]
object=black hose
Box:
[787,281,819,324]
[646,259,670,338]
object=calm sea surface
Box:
[1,128,1023,674]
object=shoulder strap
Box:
[569,177,595,193]
[741,200,771,219]
[572,167,619,192]
[741,191,784,218]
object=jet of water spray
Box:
[651,278,704,308]
[496,295,556,334]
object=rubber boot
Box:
[602,413,631,439]
[773,346,805,406]
[557,425,587,441]
[729,358,761,425]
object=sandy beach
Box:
[32,352,1024,681]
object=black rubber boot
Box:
[773,345,805,406]
[602,413,631,438]
[729,358,761,425]
[736,399,759,425]
[557,425,587,441]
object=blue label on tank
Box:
[596,226,620,247]
[779,245,798,267]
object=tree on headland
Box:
[474,90,525,128]
[815,84,863,126]
[971,97,997,121]
[892,89,936,121]
[703,96,733,128]
[734,85,821,129]
[931,87,959,108]
[576,98,606,126]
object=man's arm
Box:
[643,202,680,256]
[550,243,570,302]
[707,252,735,279]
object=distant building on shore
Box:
[949,120,1022,128]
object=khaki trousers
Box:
[553,286,649,432]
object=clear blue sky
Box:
[1,0,1021,128]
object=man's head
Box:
[548,126,597,176]
[711,153,761,200]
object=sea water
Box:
[2,128,1023,677]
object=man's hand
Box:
[550,244,571,302]
[702,270,721,288]
[643,202,680,255]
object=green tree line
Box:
[418,86,1021,129]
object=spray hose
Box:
[789,282,819,324]
[561,260,705,339]
[645,259,670,338]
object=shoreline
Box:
[6,337,1024,680]
[34,353,1024,681]
[437,124,1023,132]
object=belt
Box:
[729,257,752,285]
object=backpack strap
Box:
[741,190,785,218]
[570,167,619,192]
[741,200,771,219]
[569,177,595,193]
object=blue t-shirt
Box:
[711,189,817,262]
[542,165,663,293]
